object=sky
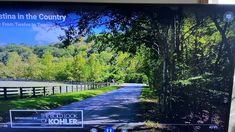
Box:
[0,11,106,46]
[1,2,235,46]
[0,11,67,45]
[0,23,64,45]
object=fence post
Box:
[3,87,7,99]
[59,86,62,94]
[66,86,68,93]
[76,85,78,92]
[72,85,73,92]
[43,87,46,96]
[32,87,36,97]
[52,86,55,95]
[19,87,23,98]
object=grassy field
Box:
[0,81,66,87]
[0,86,119,122]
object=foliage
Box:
[0,42,147,83]
[56,5,235,131]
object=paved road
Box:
[57,83,145,130]
[1,83,145,132]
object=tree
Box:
[72,54,87,81]
[87,53,102,82]
[57,5,235,122]
[25,53,41,79]
[40,51,55,80]
[0,62,6,78]
[111,51,130,82]
[6,52,25,78]
[98,51,113,82]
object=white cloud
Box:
[32,23,64,44]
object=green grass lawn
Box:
[0,86,119,122]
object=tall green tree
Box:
[6,52,25,78]
[72,54,87,81]
[87,53,102,82]
[25,53,41,79]
[40,51,55,80]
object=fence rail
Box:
[0,82,111,100]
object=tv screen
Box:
[0,2,234,132]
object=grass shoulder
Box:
[139,86,171,131]
[139,86,159,122]
[140,86,158,103]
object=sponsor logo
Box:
[10,110,83,128]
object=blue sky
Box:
[0,24,64,45]
[0,26,37,45]
[0,9,109,46]
[0,18,65,46]
[0,11,77,45]
[0,17,105,46]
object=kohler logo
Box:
[48,118,80,125]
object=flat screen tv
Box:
[0,2,234,132]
